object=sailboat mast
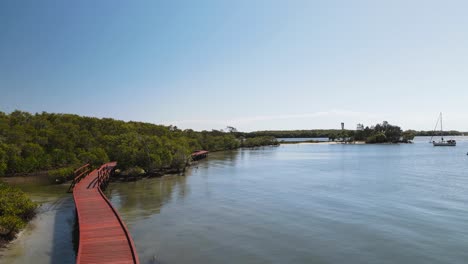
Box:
[440,112,443,138]
[430,113,441,143]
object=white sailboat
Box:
[430,113,456,146]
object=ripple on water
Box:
[4,137,468,264]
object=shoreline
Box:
[0,224,29,249]
[280,140,409,145]
[280,141,366,145]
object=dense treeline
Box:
[0,111,277,178]
[246,129,466,139]
[242,136,279,148]
[262,122,414,143]
[412,130,465,136]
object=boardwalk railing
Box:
[96,164,112,190]
[73,162,140,264]
[67,163,90,193]
[96,170,140,264]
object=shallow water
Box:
[2,137,468,264]
[0,183,75,264]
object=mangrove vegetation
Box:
[0,182,37,243]
[244,128,466,140]
[0,110,278,179]
[352,122,413,143]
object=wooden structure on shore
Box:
[72,162,140,264]
[191,150,209,161]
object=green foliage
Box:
[0,215,25,238]
[0,183,37,239]
[335,131,350,142]
[242,136,279,148]
[171,146,190,171]
[412,130,463,136]
[402,130,416,141]
[0,144,7,176]
[366,132,387,143]
[77,148,109,167]
[0,110,278,175]
[373,122,402,142]
[354,121,406,143]
[47,167,75,183]
[193,131,241,152]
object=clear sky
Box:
[1,0,467,131]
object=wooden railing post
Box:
[68,164,91,193]
[96,165,113,190]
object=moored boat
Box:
[431,113,456,146]
[433,139,456,146]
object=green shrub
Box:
[242,136,279,148]
[0,215,26,238]
[0,143,7,176]
[47,167,75,183]
[0,184,36,219]
[0,183,37,240]
[402,130,416,141]
[121,166,146,176]
[366,132,387,143]
[77,148,109,167]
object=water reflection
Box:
[107,174,189,222]
[4,139,468,264]
[198,150,240,168]
[111,143,468,264]
[107,150,245,219]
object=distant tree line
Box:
[411,130,465,136]
[0,111,278,178]
[243,127,466,142]
[242,129,349,138]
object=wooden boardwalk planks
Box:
[73,162,139,264]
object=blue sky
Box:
[1,0,467,131]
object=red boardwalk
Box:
[73,162,139,264]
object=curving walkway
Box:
[73,162,139,264]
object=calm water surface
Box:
[2,137,468,264]
[278,137,329,142]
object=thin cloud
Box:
[165,109,378,129]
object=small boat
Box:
[430,113,456,146]
[433,139,456,146]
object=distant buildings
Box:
[356,123,364,131]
